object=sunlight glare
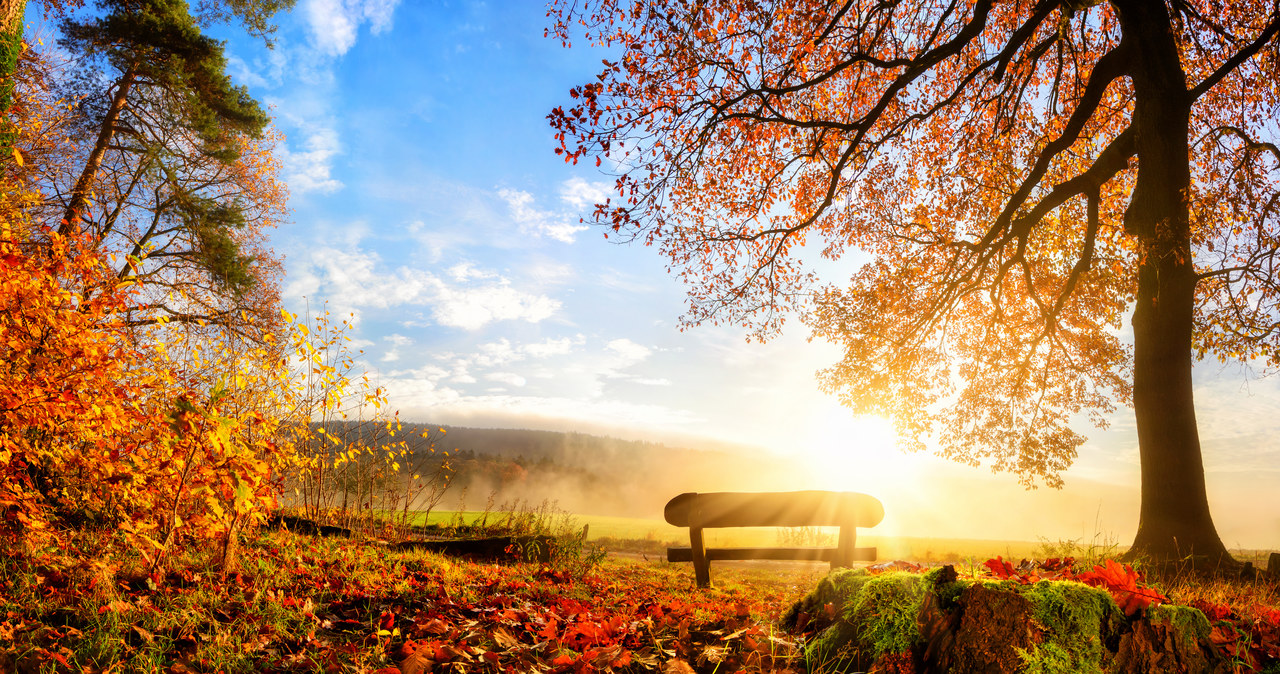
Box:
[799,408,915,492]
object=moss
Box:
[798,569,1173,674]
[804,618,863,673]
[1147,603,1211,650]
[801,570,931,672]
[819,567,871,607]
[783,567,870,627]
[1016,580,1118,674]
[798,569,931,670]
[922,564,966,608]
[846,571,928,657]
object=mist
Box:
[400,422,1277,550]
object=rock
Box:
[786,565,1236,674]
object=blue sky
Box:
[203,0,1280,545]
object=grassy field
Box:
[412,509,1279,569]
[418,509,1056,563]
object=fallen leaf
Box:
[664,659,696,674]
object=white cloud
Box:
[227,47,289,90]
[499,188,589,243]
[306,0,402,56]
[381,333,412,362]
[431,284,560,330]
[526,260,577,285]
[559,177,611,210]
[473,339,519,367]
[382,388,702,431]
[427,336,586,390]
[524,336,582,359]
[632,377,672,386]
[278,121,343,194]
[448,261,497,282]
[485,372,528,387]
[291,247,561,331]
[606,338,651,366]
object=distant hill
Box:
[310,421,812,519]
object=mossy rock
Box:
[801,570,927,672]
[782,567,871,628]
[788,566,1230,674]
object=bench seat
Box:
[667,545,879,563]
[664,490,884,587]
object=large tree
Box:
[549,0,1280,562]
[47,0,291,333]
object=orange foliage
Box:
[0,229,146,541]
[547,0,1280,498]
[0,39,294,568]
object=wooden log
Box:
[266,514,351,538]
[392,535,554,562]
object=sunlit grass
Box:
[404,509,1091,562]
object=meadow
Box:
[414,509,1280,570]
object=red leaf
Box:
[983,556,1016,579]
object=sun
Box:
[799,408,916,492]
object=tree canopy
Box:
[48,0,288,332]
[550,0,1280,560]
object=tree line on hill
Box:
[301,421,812,520]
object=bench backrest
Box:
[663,490,884,529]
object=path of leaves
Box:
[1,544,819,673]
[268,562,807,673]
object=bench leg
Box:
[689,525,711,588]
[834,524,855,570]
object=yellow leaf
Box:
[11,148,23,166]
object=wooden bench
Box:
[664,490,883,587]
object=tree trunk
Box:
[1116,0,1230,563]
[59,64,137,236]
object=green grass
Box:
[411,510,1058,561]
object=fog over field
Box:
[389,422,1278,551]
